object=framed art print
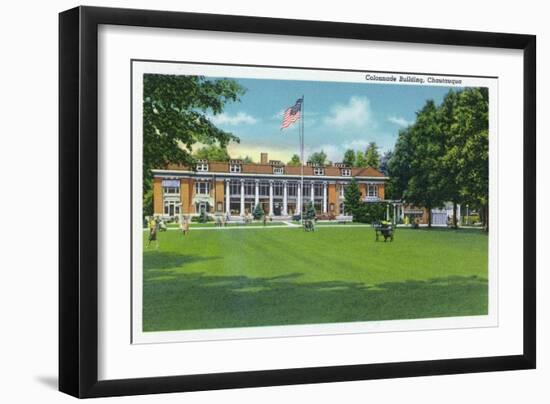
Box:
[59,6,536,398]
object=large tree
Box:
[402,100,447,227]
[308,150,328,166]
[437,90,461,227]
[364,141,381,169]
[380,150,393,174]
[143,74,244,211]
[239,155,254,164]
[355,150,367,167]
[388,89,489,230]
[287,154,301,166]
[445,88,489,230]
[194,144,231,161]
[343,149,356,166]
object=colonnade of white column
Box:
[226,179,336,216]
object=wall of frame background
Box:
[1,1,547,403]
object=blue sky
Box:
[207,77,455,163]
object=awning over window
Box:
[162,179,180,187]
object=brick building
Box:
[151,152,388,218]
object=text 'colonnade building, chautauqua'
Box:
[152,152,388,218]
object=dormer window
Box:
[273,167,284,175]
[230,164,241,173]
[313,167,325,176]
[196,162,209,172]
[341,168,351,177]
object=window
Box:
[287,183,297,197]
[313,167,324,175]
[244,181,255,196]
[367,184,379,197]
[273,182,283,197]
[195,181,210,195]
[273,167,284,175]
[196,163,209,171]
[230,181,240,196]
[303,183,311,196]
[339,184,347,198]
[195,202,210,214]
[314,183,323,197]
[259,182,270,197]
[339,202,347,215]
[163,186,179,194]
[163,200,180,216]
[230,164,241,173]
[341,168,351,176]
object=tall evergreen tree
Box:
[364,141,381,168]
[252,203,264,220]
[344,178,362,219]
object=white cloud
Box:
[387,115,411,127]
[210,112,258,126]
[342,140,370,151]
[309,144,342,163]
[324,96,372,128]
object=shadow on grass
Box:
[407,227,487,235]
[143,251,223,270]
[142,254,488,332]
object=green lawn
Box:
[142,227,488,332]
[166,221,286,228]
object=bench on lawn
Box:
[303,219,315,232]
[225,216,246,226]
[335,215,353,224]
[373,221,395,242]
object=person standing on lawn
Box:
[180,215,189,236]
[147,216,158,248]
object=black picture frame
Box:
[59,6,536,398]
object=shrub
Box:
[463,214,480,225]
[353,202,387,223]
[253,203,264,220]
[303,201,316,220]
[191,212,213,223]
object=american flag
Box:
[280,98,303,129]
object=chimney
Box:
[260,152,268,164]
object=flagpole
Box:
[300,95,304,225]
